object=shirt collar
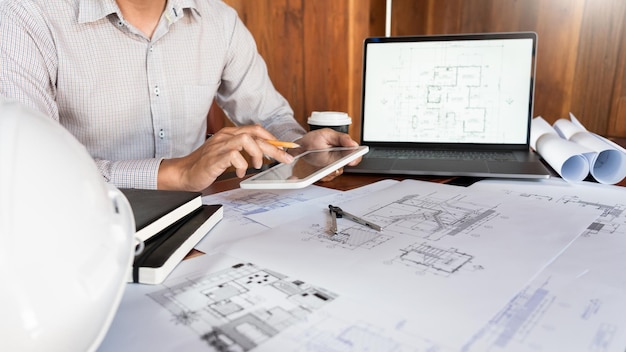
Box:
[77,0,200,24]
[77,0,118,24]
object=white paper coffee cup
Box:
[307,111,352,133]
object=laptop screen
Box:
[361,32,536,147]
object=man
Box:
[0,0,358,191]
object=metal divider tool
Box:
[328,205,382,235]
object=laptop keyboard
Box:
[368,149,518,161]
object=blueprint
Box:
[257,297,448,352]
[99,178,621,351]
[99,253,453,352]
[464,179,626,351]
[220,179,602,347]
[148,262,337,351]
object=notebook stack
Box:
[119,188,223,285]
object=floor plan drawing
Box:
[299,221,393,250]
[274,317,441,352]
[391,242,481,277]
[363,193,499,241]
[364,40,530,144]
[148,263,337,352]
[257,299,445,352]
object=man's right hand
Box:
[157,125,296,191]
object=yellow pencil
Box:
[265,139,301,149]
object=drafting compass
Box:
[328,204,382,235]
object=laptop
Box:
[345,32,553,179]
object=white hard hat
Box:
[0,99,136,351]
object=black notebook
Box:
[120,188,203,242]
[130,204,224,285]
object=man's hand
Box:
[157,125,295,191]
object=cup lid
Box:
[307,111,352,126]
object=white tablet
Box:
[240,146,369,189]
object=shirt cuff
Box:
[96,158,162,190]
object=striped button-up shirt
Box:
[0,0,306,189]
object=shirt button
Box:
[154,86,160,96]
[159,129,165,139]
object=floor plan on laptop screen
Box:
[362,38,534,144]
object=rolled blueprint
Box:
[553,113,626,184]
[531,117,591,182]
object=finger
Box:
[226,150,250,178]
[223,124,278,141]
[255,140,295,165]
[212,132,266,168]
[217,127,294,166]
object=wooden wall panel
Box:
[570,0,626,134]
[301,1,351,121]
[610,16,626,137]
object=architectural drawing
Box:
[280,317,441,352]
[499,190,626,238]
[463,280,557,351]
[299,221,393,250]
[463,278,620,352]
[149,263,337,352]
[364,193,499,241]
[392,242,481,277]
[463,180,626,351]
[374,42,513,143]
[557,196,625,237]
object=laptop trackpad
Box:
[393,159,489,172]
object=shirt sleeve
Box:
[215,8,307,143]
[0,2,59,120]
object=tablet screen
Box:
[240,146,369,189]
